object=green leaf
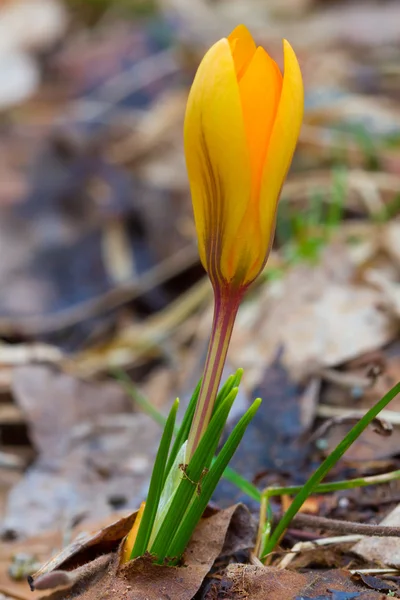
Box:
[114,370,259,503]
[149,387,239,562]
[213,369,243,415]
[148,441,187,549]
[166,398,261,559]
[261,380,400,558]
[165,369,242,482]
[130,398,179,559]
[222,465,260,501]
[165,379,201,480]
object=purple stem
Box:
[186,286,243,460]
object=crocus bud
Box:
[184,25,303,290]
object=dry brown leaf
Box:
[320,354,400,462]
[353,503,400,568]
[32,511,139,586]
[31,504,252,600]
[0,511,136,600]
[229,243,395,384]
[4,366,161,537]
[11,365,132,459]
[208,564,385,599]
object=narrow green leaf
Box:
[114,369,259,502]
[164,370,242,480]
[130,398,179,559]
[263,469,400,499]
[222,465,260,501]
[262,380,400,558]
[149,442,187,549]
[213,369,243,415]
[150,387,239,562]
[167,398,261,558]
[165,379,201,480]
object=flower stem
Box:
[186,287,242,460]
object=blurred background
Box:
[1,0,400,573]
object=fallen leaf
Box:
[31,511,139,586]
[2,366,161,537]
[12,365,132,460]
[353,503,400,568]
[352,572,396,593]
[320,352,400,462]
[33,504,251,600]
[208,565,385,600]
[229,242,395,384]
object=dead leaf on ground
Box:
[351,572,396,594]
[2,366,161,538]
[0,529,62,600]
[12,365,132,460]
[353,502,400,568]
[0,511,137,600]
[207,565,389,599]
[32,511,139,586]
[229,241,396,385]
[30,504,253,600]
[319,351,400,462]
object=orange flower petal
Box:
[184,38,251,282]
[239,46,282,199]
[228,24,256,79]
[258,39,303,258]
[222,48,282,284]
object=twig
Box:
[317,404,400,425]
[292,513,400,537]
[249,553,264,567]
[349,568,400,575]
[68,49,179,122]
[257,469,400,561]
[278,535,363,569]
[309,413,392,443]
[317,365,381,390]
[0,245,199,336]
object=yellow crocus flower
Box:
[184,24,303,289]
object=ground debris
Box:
[205,565,393,599]
[29,505,253,600]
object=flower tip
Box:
[228,23,253,40]
[282,38,297,62]
[281,38,303,102]
[282,39,301,70]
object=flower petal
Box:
[228,24,256,79]
[222,47,282,285]
[184,38,251,282]
[239,46,282,198]
[258,39,303,253]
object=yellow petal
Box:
[228,24,256,79]
[222,47,282,285]
[239,46,282,198]
[120,502,146,564]
[258,39,303,255]
[184,38,251,282]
